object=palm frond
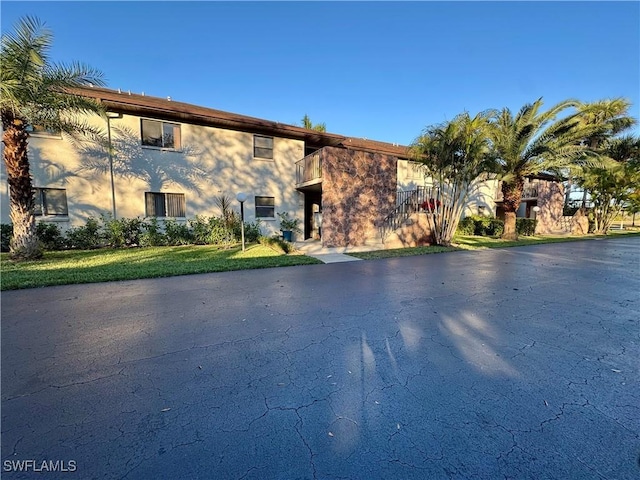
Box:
[1,16,106,127]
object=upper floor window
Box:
[34,188,68,216]
[254,135,273,159]
[145,192,186,217]
[141,119,181,149]
[407,161,425,180]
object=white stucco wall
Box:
[397,160,426,190]
[0,114,305,237]
[463,178,499,217]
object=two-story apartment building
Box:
[1,86,566,248]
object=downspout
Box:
[106,112,123,218]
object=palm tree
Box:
[573,99,637,208]
[579,136,640,233]
[301,114,326,132]
[411,110,496,246]
[1,16,105,259]
[489,99,592,240]
[577,99,636,149]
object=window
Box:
[408,161,425,180]
[255,196,275,218]
[141,119,181,149]
[145,192,186,217]
[34,188,68,216]
[26,125,61,137]
[254,135,273,159]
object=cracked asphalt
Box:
[1,236,639,479]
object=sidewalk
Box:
[293,239,384,263]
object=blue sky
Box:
[2,1,639,145]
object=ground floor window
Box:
[34,188,68,216]
[255,196,275,218]
[145,192,186,217]
[26,124,62,137]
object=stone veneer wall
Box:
[321,147,397,247]
[535,180,565,234]
[383,213,432,249]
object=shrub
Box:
[36,222,65,250]
[469,215,485,235]
[215,195,237,231]
[587,211,596,233]
[516,218,537,236]
[102,215,144,247]
[456,217,475,236]
[208,218,236,246]
[65,217,102,249]
[487,219,504,237]
[456,215,504,237]
[190,215,260,246]
[163,219,193,246]
[276,212,301,233]
[1,224,13,252]
[101,214,124,247]
[188,215,213,245]
[140,217,166,247]
[472,215,504,236]
[239,220,262,243]
[120,217,144,246]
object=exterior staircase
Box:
[557,216,573,234]
[544,213,589,236]
[377,187,433,248]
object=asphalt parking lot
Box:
[2,237,639,479]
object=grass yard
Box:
[349,245,459,260]
[0,244,322,290]
[350,230,640,260]
[2,231,638,290]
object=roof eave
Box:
[71,86,347,145]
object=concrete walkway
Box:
[2,237,639,479]
[294,240,382,263]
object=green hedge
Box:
[457,217,476,235]
[457,215,537,237]
[1,223,12,252]
[516,218,537,236]
[1,214,264,252]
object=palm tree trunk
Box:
[501,177,524,241]
[2,113,42,260]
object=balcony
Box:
[495,183,538,202]
[296,149,323,188]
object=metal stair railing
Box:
[380,186,428,238]
[559,216,572,232]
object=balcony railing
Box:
[495,184,538,202]
[296,149,323,186]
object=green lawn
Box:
[350,230,640,260]
[0,244,322,290]
[349,245,460,260]
[3,231,638,290]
